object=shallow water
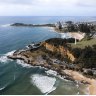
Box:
[0,16,96,95]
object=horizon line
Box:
[0,15,96,17]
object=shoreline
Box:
[63,70,96,95]
[9,22,96,95]
[16,59,90,95]
[7,49,96,95]
[18,59,96,95]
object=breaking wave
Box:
[16,60,32,68]
[0,83,9,91]
[0,86,6,91]
[45,70,73,82]
[0,24,11,27]
[16,60,48,69]
[5,50,16,56]
[60,33,72,39]
[0,50,15,63]
[0,55,8,63]
[45,70,57,76]
[30,74,56,94]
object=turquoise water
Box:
[0,16,95,95]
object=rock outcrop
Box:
[43,38,75,62]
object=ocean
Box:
[0,16,96,95]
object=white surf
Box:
[60,33,72,39]
[0,24,11,27]
[0,50,15,63]
[45,69,57,76]
[16,60,32,68]
[30,74,56,94]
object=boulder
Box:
[83,68,93,75]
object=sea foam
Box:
[45,70,57,76]
[0,50,15,63]
[16,60,32,68]
[60,33,72,39]
[30,74,56,94]
[0,83,8,91]
[5,50,16,56]
[0,24,11,27]
[0,86,6,91]
[46,70,73,82]
[16,60,48,69]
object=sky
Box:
[0,0,96,16]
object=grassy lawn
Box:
[69,38,96,49]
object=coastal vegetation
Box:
[44,38,96,75]
[70,38,96,49]
[71,45,96,69]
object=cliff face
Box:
[43,42,75,62]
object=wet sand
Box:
[63,70,96,95]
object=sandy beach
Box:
[63,70,96,95]
[69,32,85,40]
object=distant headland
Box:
[11,23,55,27]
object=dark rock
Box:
[92,70,96,76]
[81,80,90,84]
[83,68,93,75]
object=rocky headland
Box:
[11,23,55,27]
[7,38,96,95]
[9,21,96,94]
